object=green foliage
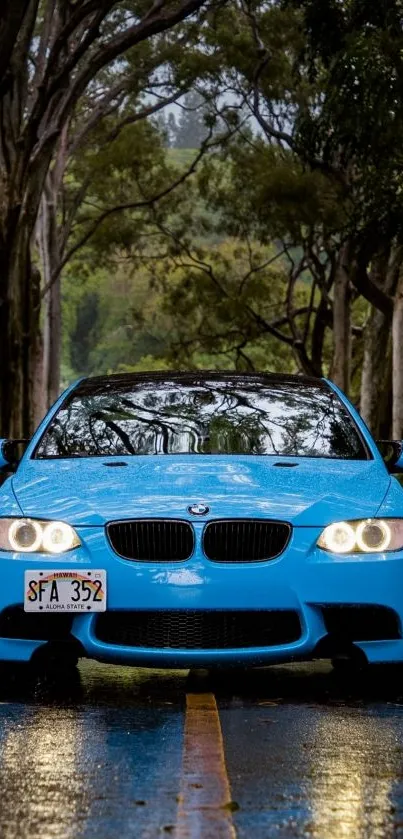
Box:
[162,238,312,372]
[60,0,403,411]
[61,113,333,382]
[67,118,170,260]
[198,136,344,242]
[62,259,172,378]
[292,0,403,240]
[62,234,306,379]
[167,147,198,168]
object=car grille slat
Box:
[203,519,291,562]
[107,520,194,562]
[95,610,301,649]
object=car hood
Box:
[11,455,390,527]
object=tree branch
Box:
[351,254,394,317]
[0,0,31,90]
[41,126,215,297]
[101,89,188,147]
[152,220,296,347]
[32,0,214,165]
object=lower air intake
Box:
[0,606,73,641]
[321,605,400,641]
[95,609,301,649]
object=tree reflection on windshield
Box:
[35,377,367,460]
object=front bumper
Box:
[0,523,403,667]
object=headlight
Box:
[318,519,403,554]
[0,519,81,554]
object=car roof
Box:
[73,371,329,396]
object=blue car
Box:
[0,371,402,671]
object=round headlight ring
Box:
[9,519,43,552]
[356,519,391,552]
[322,521,357,554]
[42,521,76,554]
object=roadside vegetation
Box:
[1,1,403,440]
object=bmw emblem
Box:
[188,503,210,516]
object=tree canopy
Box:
[3,0,403,439]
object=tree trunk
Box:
[29,264,45,433]
[392,270,403,438]
[0,0,208,441]
[37,179,62,421]
[331,242,352,393]
[0,225,42,439]
[360,246,400,435]
[360,307,391,434]
[378,345,393,439]
[311,295,330,377]
[44,274,61,407]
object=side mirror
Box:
[376,440,403,473]
[0,439,29,470]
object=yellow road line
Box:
[175,693,236,839]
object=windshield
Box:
[34,378,368,460]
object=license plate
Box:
[24,570,107,613]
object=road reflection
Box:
[308,710,401,839]
[0,703,87,839]
[215,663,403,839]
[0,661,401,838]
[0,663,186,839]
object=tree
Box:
[159,238,305,372]
[173,90,210,148]
[195,0,403,434]
[35,95,212,419]
[167,112,179,147]
[290,0,403,433]
[146,126,342,380]
[116,157,327,373]
[0,0,222,438]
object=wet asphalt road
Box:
[0,662,403,838]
